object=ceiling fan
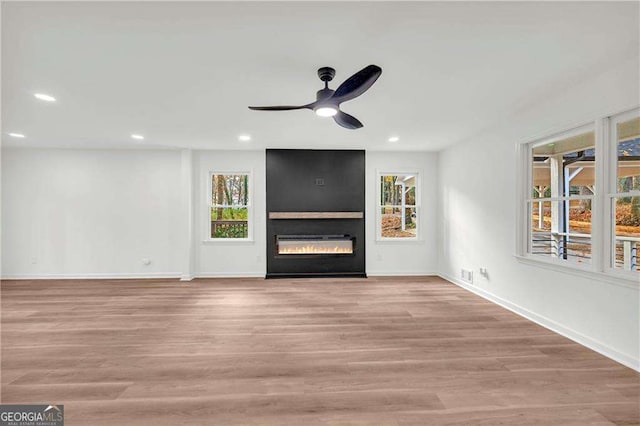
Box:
[248,65,382,129]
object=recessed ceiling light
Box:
[131,134,145,140]
[238,134,252,142]
[34,93,56,102]
[8,133,26,138]
[388,136,400,142]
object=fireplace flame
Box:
[279,245,352,255]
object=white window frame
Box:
[607,109,640,276]
[376,170,421,242]
[516,107,639,288]
[525,123,596,267]
[206,171,253,242]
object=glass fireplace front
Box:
[276,235,354,255]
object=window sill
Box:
[202,239,255,244]
[514,254,639,290]
[376,238,424,244]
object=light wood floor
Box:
[1,276,638,425]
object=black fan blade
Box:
[334,111,363,129]
[248,103,313,111]
[332,65,382,103]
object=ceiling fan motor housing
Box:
[316,88,335,102]
[316,67,336,106]
[317,67,336,82]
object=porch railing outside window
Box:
[610,115,640,271]
[523,110,640,278]
[529,128,595,266]
[210,173,250,239]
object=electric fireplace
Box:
[266,149,366,278]
[276,235,354,256]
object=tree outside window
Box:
[612,116,640,271]
[379,174,418,239]
[211,173,250,239]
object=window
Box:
[209,173,251,240]
[378,173,419,240]
[528,126,595,265]
[519,108,639,282]
[610,113,640,271]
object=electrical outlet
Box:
[479,267,489,278]
[30,257,38,265]
[461,268,473,284]
[376,253,383,261]
[142,258,151,266]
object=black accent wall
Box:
[266,149,366,278]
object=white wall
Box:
[1,148,183,278]
[437,57,640,369]
[366,151,438,275]
[193,150,267,277]
[2,148,436,279]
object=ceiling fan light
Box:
[315,107,338,117]
[34,93,56,102]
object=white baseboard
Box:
[1,272,182,280]
[196,272,265,279]
[367,271,437,276]
[3,271,438,280]
[2,272,266,280]
[438,273,640,372]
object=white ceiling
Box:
[2,1,638,151]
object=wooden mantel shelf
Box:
[269,212,364,220]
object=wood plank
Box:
[1,276,638,425]
[268,211,363,219]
